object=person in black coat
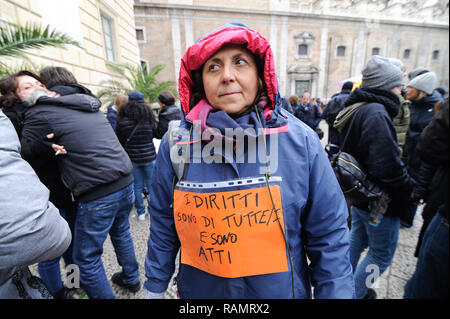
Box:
[322,81,353,147]
[1,68,140,299]
[333,55,414,299]
[294,92,322,130]
[401,72,441,227]
[154,91,181,139]
[404,99,448,299]
[116,91,158,221]
[0,70,75,299]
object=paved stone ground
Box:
[30,121,422,299]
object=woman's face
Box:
[390,85,403,96]
[406,86,423,101]
[15,75,46,100]
[202,45,260,115]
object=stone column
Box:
[317,20,328,98]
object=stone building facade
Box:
[134,0,449,100]
[1,0,141,95]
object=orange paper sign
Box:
[173,185,288,278]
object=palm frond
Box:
[0,59,45,81]
[100,62,177,104]
[0,23,82,59]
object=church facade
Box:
[134,0,449,100]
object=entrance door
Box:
[295,80,311,96]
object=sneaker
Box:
[53,286,74,299]
[363,288,377,299]
[138,214,146,221]
[111,272,141,293]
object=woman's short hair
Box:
[114,94,128,110]
[288,95,299,106]
[158,91,176,106]
[39,66,78,89]
[0,70,42,108]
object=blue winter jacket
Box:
[143,23,354,299]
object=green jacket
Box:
[393,95,410,159]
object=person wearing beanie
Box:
[402,71,442,229]
[128,90,146,104]
[333,55,414,299]
[360,55,405,91]
[407,72,437,97]
[154,91,181,139]
[408,67,430,81]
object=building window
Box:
[101,13,115,62]
[371,47,380,56]
[294,31,315,60]
[298,44,308,56]
[136,27,146,42]
[336,45,346,57]
[403,49,411,59]
[432,50,440,60]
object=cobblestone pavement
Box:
[31,121,422,299]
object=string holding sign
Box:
[173,185,288,278]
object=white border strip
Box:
[177,176,282,189]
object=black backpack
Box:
[325,106,390,214]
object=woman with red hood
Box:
[143,23,354,299]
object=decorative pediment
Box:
[287,63,320,73]
[294,31,315,41]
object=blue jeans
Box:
[404,209,449,299]
[38,202,77,295]
[72,184,139,299]
[349,206,400,299]
[132,161,155,216]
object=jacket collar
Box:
[345,87,400,119]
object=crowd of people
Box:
[0,22,447,299]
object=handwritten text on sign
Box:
[173,185,288,278]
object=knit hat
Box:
[407,72,437,95]
[361,55,404,90]
[128,91,145,104]
[388,57,405,72]
[408,67,430,80]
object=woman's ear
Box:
[418,91,427,100]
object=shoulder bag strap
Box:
[124,120,142,147]
[339,102,366,151]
